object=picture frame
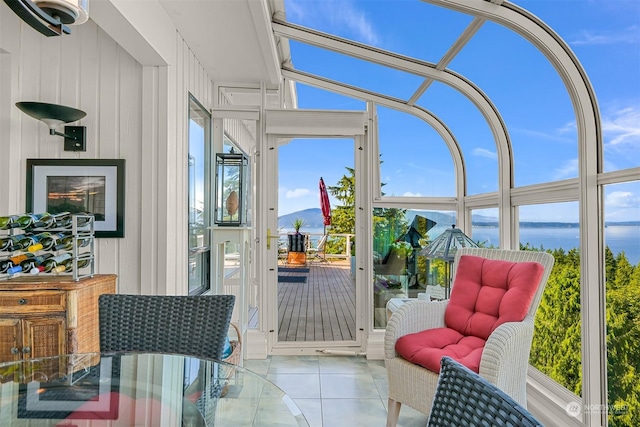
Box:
[18,356,120,420]
[26,159,125,238]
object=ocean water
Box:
[472,225,640,265]
[286,225,640,265]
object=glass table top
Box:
[0,352,308,426]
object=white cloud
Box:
[402,191,423,197]
[472,148,497,160]
[605,191,638,209]
[512,126,575,145]
[568,25,640,46]
[286,0,380,45]
[602,106,640,148]
[553,158,579,180]
[286,188,310,199]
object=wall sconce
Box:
[3,0,88,37]
[16,101,87,151]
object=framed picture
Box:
[18,356,120,420]
[26,159,125,238]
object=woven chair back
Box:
[99,294,235,360]
[428,356,543,427]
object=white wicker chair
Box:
[384,248,555,427]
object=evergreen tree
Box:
[327,167,356,254]
[606,253,639,426]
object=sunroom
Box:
[0,0,638,426]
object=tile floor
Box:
[243,355,429,427]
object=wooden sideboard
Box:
[0,274,116,363]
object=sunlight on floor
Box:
[244,355,429,427]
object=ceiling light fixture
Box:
[16,102,87,151]
[3,0,88,37]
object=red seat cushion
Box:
[395,327,486,373]
[395,254,544,372]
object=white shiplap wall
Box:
[0,7,213,295]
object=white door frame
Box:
[261,109,369,355]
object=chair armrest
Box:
[384,299,448,359]
[478,315,535,405]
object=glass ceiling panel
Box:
[295,81,366,110]
[417,81,498,195]
[288,40,425,101]
[446,20,578,187]
[284,0,470,63]
[517,0,640,172]
[377,105,455,197]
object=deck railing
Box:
[278,232,354,260]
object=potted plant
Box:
[287,218,307,265]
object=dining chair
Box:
[427,356,543,427]
[385,248,554,426]
[98,294,236,360]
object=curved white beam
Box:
[281,67,467,208]
[426,0,603,423]
[273,18,511,228]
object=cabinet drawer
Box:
[0,291,66,314]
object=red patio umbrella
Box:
[319,177,331,234]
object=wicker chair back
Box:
[99,294,235,360]
[428,356,543,427]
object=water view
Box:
[286,225,640,265]
[472,225,640,265]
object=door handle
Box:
[266,229,279,250]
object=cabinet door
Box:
[22,317,66,359]
[0,318,21,363]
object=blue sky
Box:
[277,0,640,222]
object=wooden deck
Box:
[277,261,356,342]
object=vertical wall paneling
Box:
[1,5,215,297]
[140,66,159,295]
[95,27,120,276]
[0,50,14,211]
[18,28,42,161]
[116,50,142,294]
[79,23,99,159]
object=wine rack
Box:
[0,213,95,282]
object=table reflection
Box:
[0,352,308,426]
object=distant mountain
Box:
[278,208,640,232]
[278,208,325,229]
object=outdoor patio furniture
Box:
[307,234,328,263]
[427,356,543,427]
[98,294,236,360]
[384,248,554,426]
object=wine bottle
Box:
[12,234,42,251]
[54,235,92,251]
[16,214,38,230]
[0,236,16,252]
[0,259,14,274]
[26,231,54,252]
[42,253,72,273]
[32,212,55,229]
[8,234,28,251]
[52,212,73,228]
[28,232,69,252]
[53,258,91,274]
[20,253,53,272]
[7,265,24,275]
[0,215,20,230]
[7,253,35,266]
[20,232,52,252]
